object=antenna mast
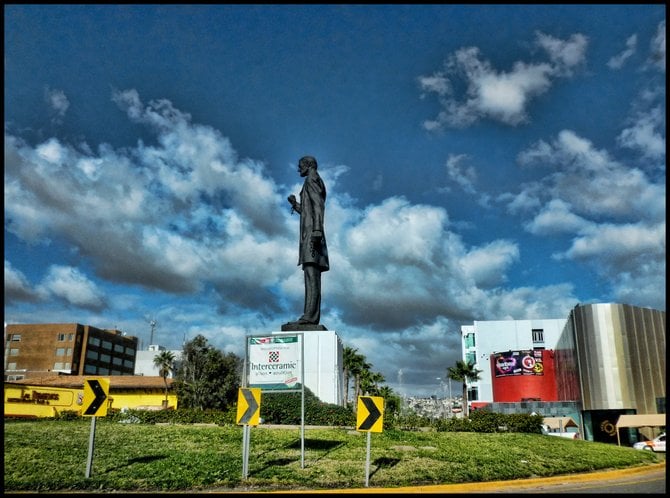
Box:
[149,319,157,346]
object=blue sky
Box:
[4,5,666,397]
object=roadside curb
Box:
[276,461,666,494]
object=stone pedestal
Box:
[272,329,343,406]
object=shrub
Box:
[260,387,355,426]
[54,410,80,421]
[435,411,543,434]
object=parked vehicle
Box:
[633,432,666,452]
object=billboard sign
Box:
[494,349,544,377]
[247,334,302,390]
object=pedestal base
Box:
[272,329,343,406]
[280,322,328,331]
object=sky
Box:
[4,4,666,398]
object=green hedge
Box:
[434,410,544,433]
[260,388,355,426]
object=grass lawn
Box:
[3,419,661,492]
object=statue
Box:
[283,156,329,331]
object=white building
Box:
[134,344,182,377]
[461,318,568,403]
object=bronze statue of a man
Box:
[286,156,329,327]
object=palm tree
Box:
[342,346,358,407]
[447,360,482,418]
[361,370,385,396]
[153,350,175,408]
[352,356,372,403]
[343,348,367,406]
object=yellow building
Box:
[4,374,177,418]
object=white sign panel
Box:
[247,334,302,390]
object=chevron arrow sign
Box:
[236,388,261,425]
[82,378,109,417]
[356,396,384,432]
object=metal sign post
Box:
[236,387,261,479]
[246,333,305,467]
[356,396,384,487]
[85,416,97,478]
[82,377,109,478]
[365,431,371,487]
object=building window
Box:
[84,364,96,374]
[99,367,109,375]
[102,340,112,351]
[55,348,66,356]
[7,362,17,370]
[465,352,476,365]
[54,362,64,370]
[125,346,135,356]
[89,337,100,346]
[468,387,479,401]
[114,344,124,353]
[57,333,66,341]
[113,357,123,366]
[86,350,98,360]
[7,375,25,381]
[123,359,133,368]
[464,333,476,348]
[532,329,544,343]
[9,348,19,356]
[67,333,74,341]
[66,348,73,356]
[10,334,21,341]
[100,354,111,363]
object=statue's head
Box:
[298,156,317,175]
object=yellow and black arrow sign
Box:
[82,378,109,417]
[236,388,261,425]
[356,396,384,432]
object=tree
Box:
[174,335,242,410]
[360,370,385,396]
[342,346,358,407]
[153,350,175,408]
[378,385,402,420]
[447,360,482,418]
[343,347,369,409]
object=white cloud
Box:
[563,222,665,265]
[419,32,587,129]
[36,265,106,310]
[504,123,665,311]
[515,130,665,221]
[44,87,70,124]
[445,154,477,194]
[524,199,591,235]
[460,240,520,288]
[535,32,588,75]
[4,260,38,303]
[648,20,665,71]
[607,34,638,69]
[617,103,666,160]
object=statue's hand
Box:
[288,194,296,204]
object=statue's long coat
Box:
[297,168,329,271]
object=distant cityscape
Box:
[403,395,464,419]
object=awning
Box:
[615,414,666,429]
[615,413,666,446]
[543,416,578,430]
